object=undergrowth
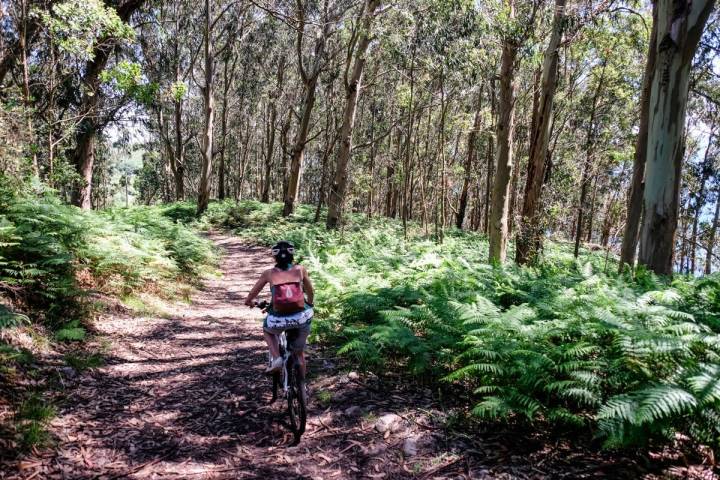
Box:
[1,186,216,452]
[204,199,720,452]
[0,186,216,329]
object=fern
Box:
[197,199,720,450]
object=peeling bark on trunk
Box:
[457,92,483,229]
[197,0,215,215]
[516,0,565,264]
[619,2,657,272]
[706,192,720,275]
[488,2,518,264]
[326,0,381,229]
[638,0,715,275]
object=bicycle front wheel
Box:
[287,364,307,441]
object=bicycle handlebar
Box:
[253,300,270,310]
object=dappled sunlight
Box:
[4,234,716,479]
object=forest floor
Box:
[1,233,716,479]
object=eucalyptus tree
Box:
[638,0,716,275]
[139,0,197,200]
[36,0,145,208]
[196,0,252,214]
[515,0,567,264]
[618,1,657,271]
[326,0,383,229]
[488,0,540,263]
[283,0,352,216]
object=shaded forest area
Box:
[1,0,718,274]
[3,0,720,477]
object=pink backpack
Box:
[272,267,305,314]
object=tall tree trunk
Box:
[638,0,715,275]
[68,0,143,208]
[619,2,658,272]
[71,127,95,209]
[690,133,715,273]
[705,191,720,275]
[19,0,38,176]
[283,5,332,217]
[457,91,483,229]
[574,56,609,257]
[284,76,319,216]
[218,57,236,201]
[488,2,517,264]
[327,0,381,229]
[435,71,449,242]
[484,79,496,235]
[516,0,565,264]
[197,0,215,215]
[263,56,286,203]
[172,98,185,200]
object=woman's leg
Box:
[264,331,280,358]
[287,325,310,378]
[296,350,306,378]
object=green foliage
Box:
[0,186,216,325]
[100,61,159,105]
[0,343,34,367]
[15,393,56,448]
[64,351,104,371]
[38,0,135,60]
[207,200,720,451]
[55,320,86,342]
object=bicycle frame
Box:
[277,332,292,394]
[255,300,307,442]
[270,331,302,401]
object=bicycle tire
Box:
[286,360,307,441]
[295,365,307,435]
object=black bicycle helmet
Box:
[271,240,295,268]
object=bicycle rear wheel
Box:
[287,360,307,442]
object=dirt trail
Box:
[4,234,709,479]
[3,234,460,479]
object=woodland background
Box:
[3,0,720,466]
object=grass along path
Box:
[2,233,713,479]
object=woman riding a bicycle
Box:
[244,240,314,376]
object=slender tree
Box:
[638,0,716,275]
[515,0,566,264]
[488,0,519,264]
[619,1,658,272]
[326,0,383,229]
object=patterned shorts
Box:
[263,308,313,352]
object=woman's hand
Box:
[244,297,255,307]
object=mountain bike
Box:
[254,300,308,444]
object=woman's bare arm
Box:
[244,270,269,306]
[301,266,314,305]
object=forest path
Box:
[7,233,462,480]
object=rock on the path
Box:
[375,413,403,433]
[344,405,362,417]
[402,435,420,456]
[402,434,433,457]
[469,468,493,479]
[60,366,77,378]
[348,371,359,380]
